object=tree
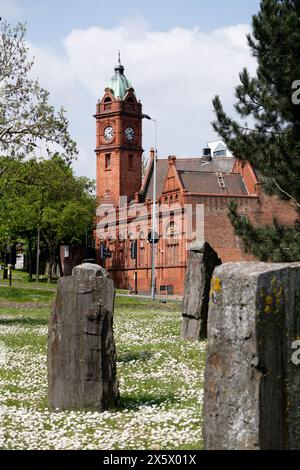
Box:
[212,0,300,261]
[0,20,77,162]
[37,160,96,281]
[0,157,42,277]
[0,156,96,281]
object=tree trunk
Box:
[57,246,63,277]
[27,236,33,281]
[48,245,54,284]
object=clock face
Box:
[104,126,114,142]
[125,126,135,142]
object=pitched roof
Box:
[175,157,235,173]
[143,159,169,200]
[140,156,246,200]
[214,142,227,152]
[179,171,248,195]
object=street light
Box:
[142,114,157,300]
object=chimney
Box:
[202,147,212,162]
[150,148,155,160]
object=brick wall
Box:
[188,193,298,266]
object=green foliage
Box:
[0,20,77,162]
[0,155,96,267]
[213,0,300,260]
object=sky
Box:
[0,0,261,178]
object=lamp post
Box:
[142,114,157,300]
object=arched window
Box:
[165,220,179,266]
[166,220,178,237]
[104,96,112,110]
[126,96,135,109]
[139,242,145,267]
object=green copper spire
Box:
[107,52,134,100]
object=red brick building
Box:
[95,58,298,295]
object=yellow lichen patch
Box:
[276,286,283,297]
[271,276,277,286]
[274,286,283,308]
[265,296,273,306]
[211,277,222,293]
[262,284,284,315]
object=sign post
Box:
[130,240,138,294]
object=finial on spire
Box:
[114,50,124,75]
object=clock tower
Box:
[95,55,143,205]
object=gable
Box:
[162,162,183,194]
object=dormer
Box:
[101,90,115,108]
[123,88,140,113]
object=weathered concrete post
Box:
[181,242,221,340]
[48,263,119,411]
[203,262,300,450]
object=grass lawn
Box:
[0,285,206,450]
[0,269,58,290]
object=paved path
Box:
[117,293,182,302]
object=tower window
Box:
[104,96,112,110]
[105,154,111,169]
[128,154,134,169]
[126,96,135,109]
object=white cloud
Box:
[0,0,21,18]
[29,17,257,178]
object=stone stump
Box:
[48,263,119,411]
[203,262,300,450]
[181,242,221,340]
